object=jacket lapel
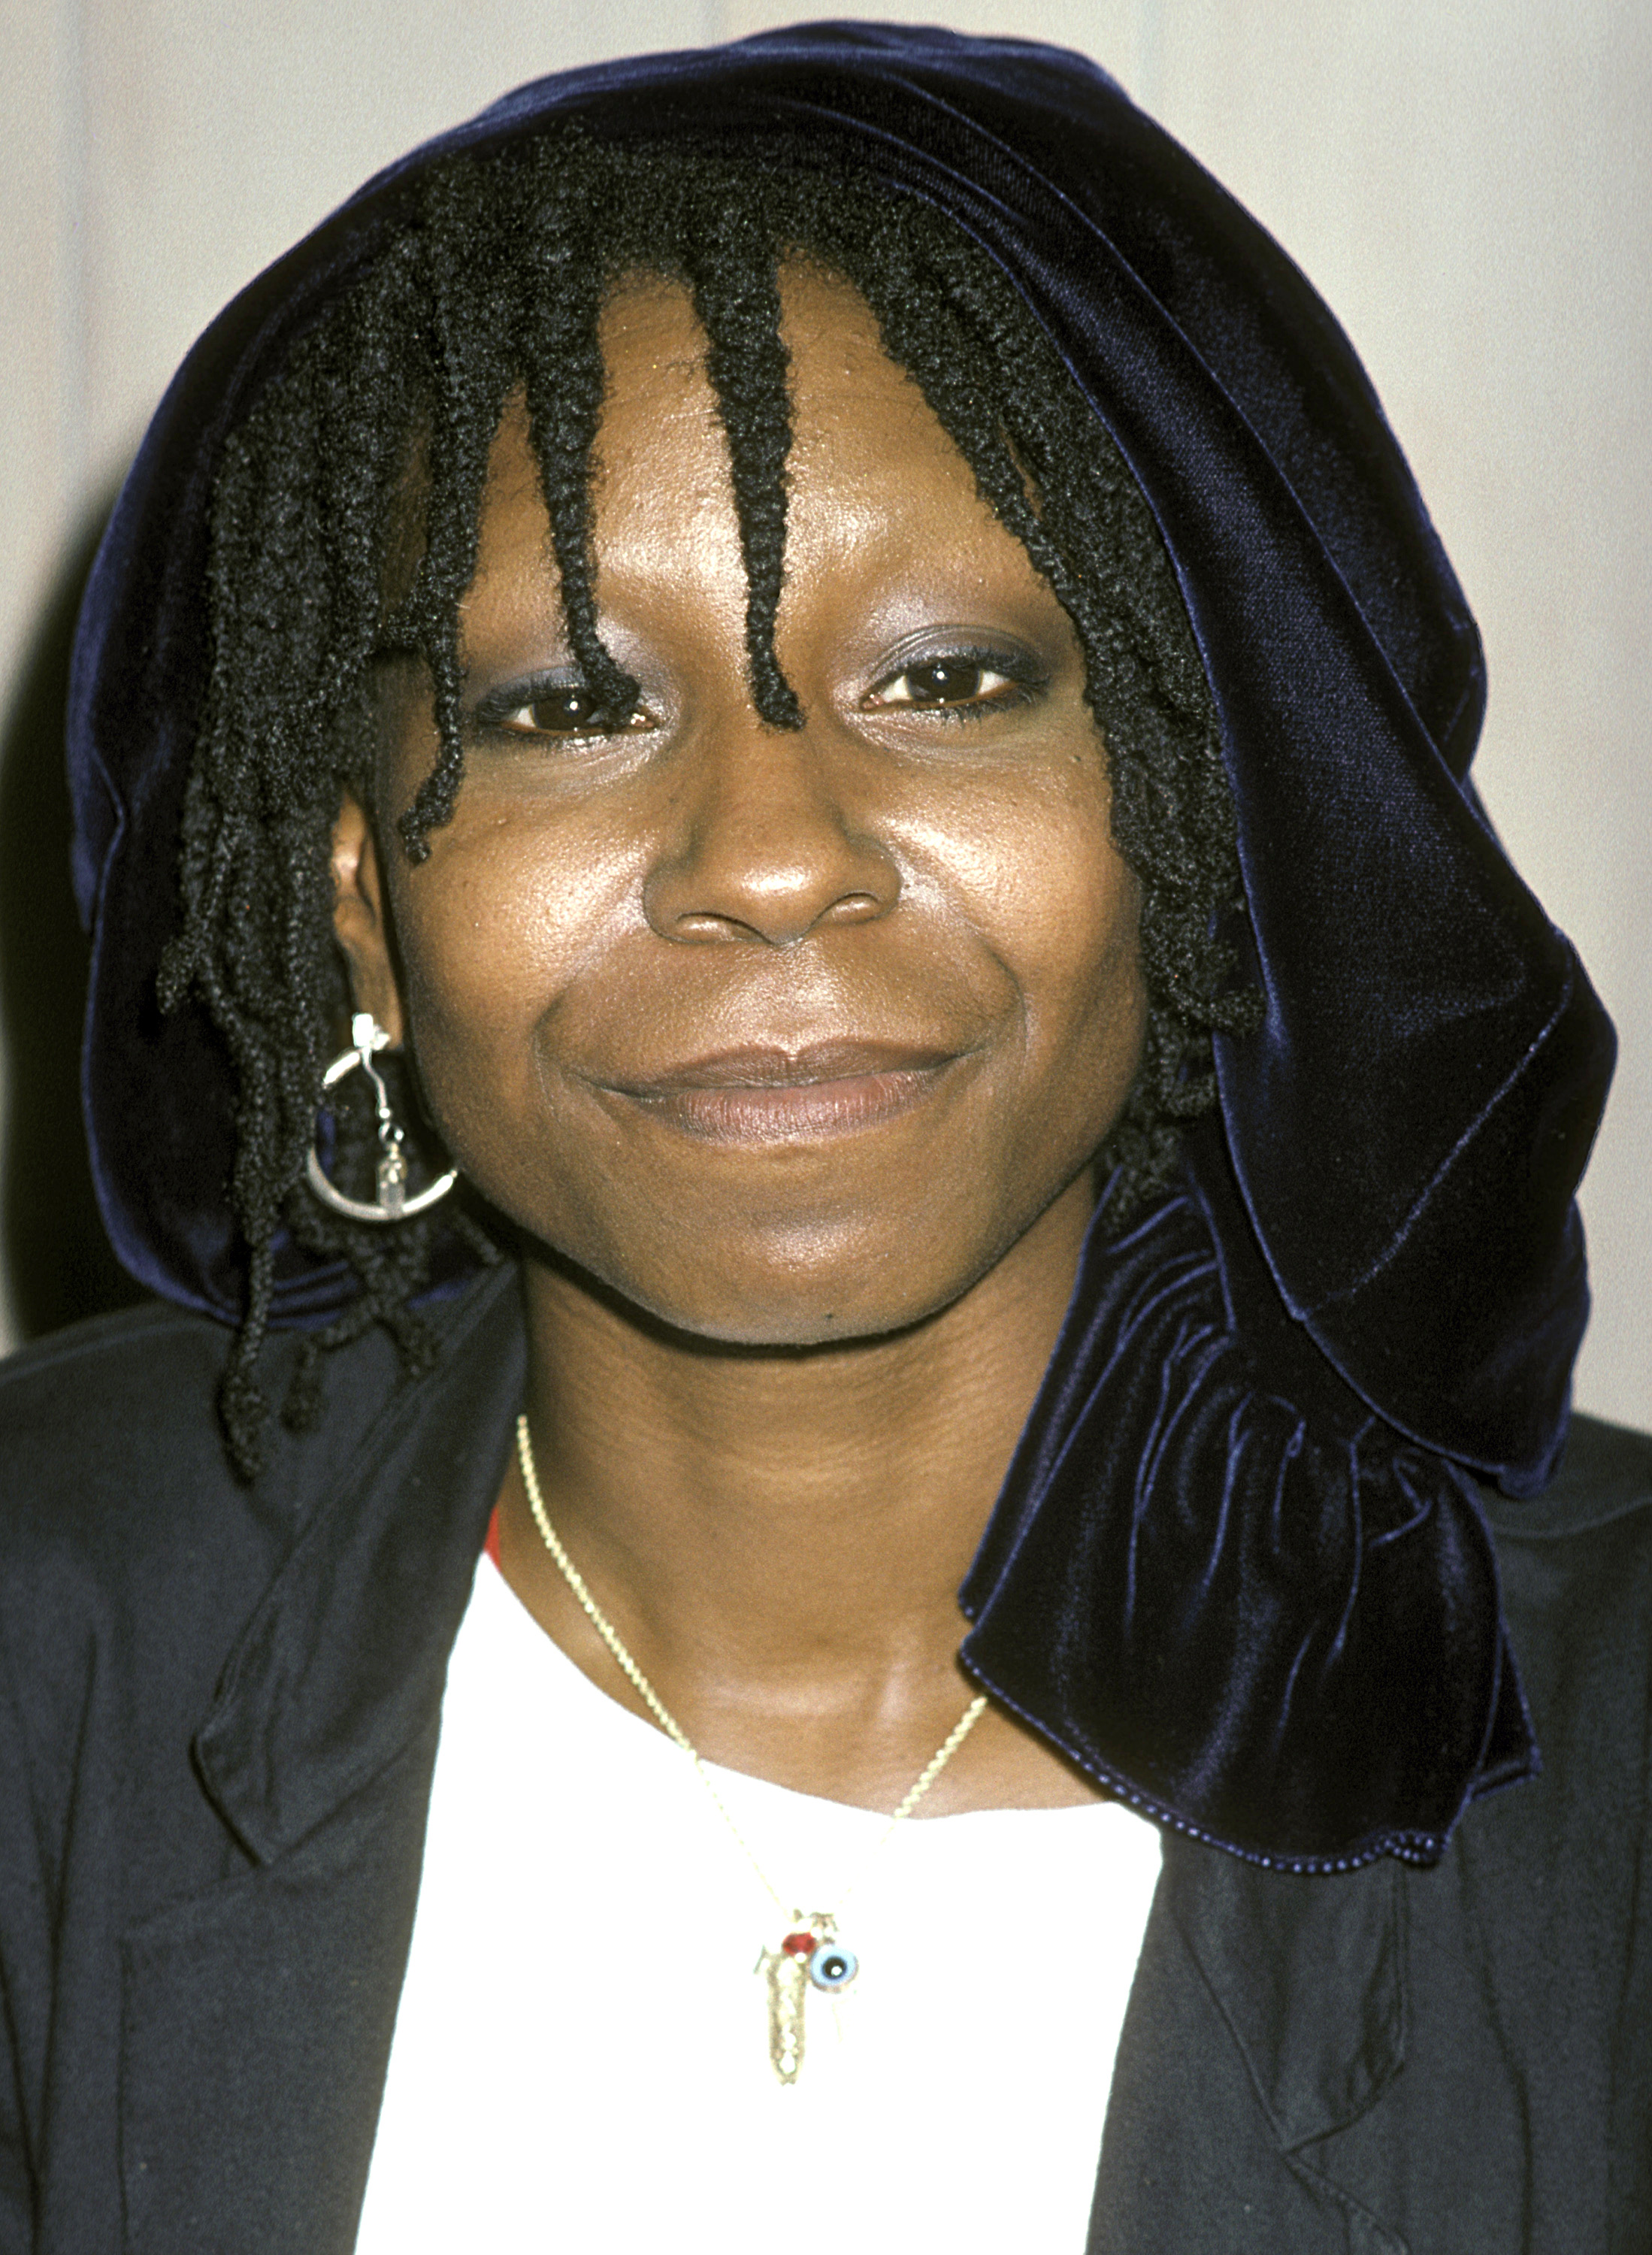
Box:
[1090,1834,1410,2252]
[118,1730,436,2253]
[117,1272,525,2253]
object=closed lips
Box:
[606,1040,961,1092]
[595,1041,968,1141]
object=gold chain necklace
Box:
[515,1412,988,2084]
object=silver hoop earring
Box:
[305,1012,458,1224]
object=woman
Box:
[2,23,1646,2252]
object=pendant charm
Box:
[757,1914,859,2084]
[759,1932,810,2084]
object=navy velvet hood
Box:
[66,23,1614,1870]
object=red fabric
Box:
[483,1506,501,1568]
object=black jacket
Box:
[2,1269,1649,2253]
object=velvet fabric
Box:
[959,1121,1537,1865]
[64,24,1614,1868]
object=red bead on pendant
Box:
[781,1929,818,1959]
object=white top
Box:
[356,1552,1161,2253]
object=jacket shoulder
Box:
[1473,1412,1652,1857]
[1484,1409,1652,1540]
[0,1297,404,1596]
[0,1303,247,1550]
[1479,1411,1652,1699]
[1,1297,233,1439]
[0,1300,414,1839]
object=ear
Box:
[331,791,407,1046]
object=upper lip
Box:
[605,1040,960,1094]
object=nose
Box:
[643,710,900,947]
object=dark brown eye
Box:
[896,659,988,706]
[510,687,609,734]
[867,651,1038,714]
[481,680,652,740]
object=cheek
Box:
[1030,833,1143,1055]
[898,772,1145,1097]
[386,816,631,1152]
[1015,848,1146,1161]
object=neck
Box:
[495,1173,1100,1810]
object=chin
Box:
[642,1288,933,1355]
[548,1194,1041,1355]
[620,1252,955,1352]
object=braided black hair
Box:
[159,127,1258,1476]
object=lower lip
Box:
[610,1065,954,1145]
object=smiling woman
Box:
[343,270,1145,1367]
[164,127,1245,1475]
[2,24,1647,2255]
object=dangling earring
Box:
[305,1012,458,1223]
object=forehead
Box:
[596,262,952,459]
[474,262,1010,595]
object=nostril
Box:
[658,882,894,946]
[643,815,902,947]
[669,910,770,943]
[669,897,875,944]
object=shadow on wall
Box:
[1,509,147,1341]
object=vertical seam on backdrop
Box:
[54,0,89,519]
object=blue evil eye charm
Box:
[808,1941,858,1992]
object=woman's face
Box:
[338,265,1146,1346]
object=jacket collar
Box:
[1089,1833,1410,2250]
[1159,1835,1405,2149]
[193,1265,524,1863]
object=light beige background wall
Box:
[3,0,1646,1424]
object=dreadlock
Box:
[158,126,1259,1477]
